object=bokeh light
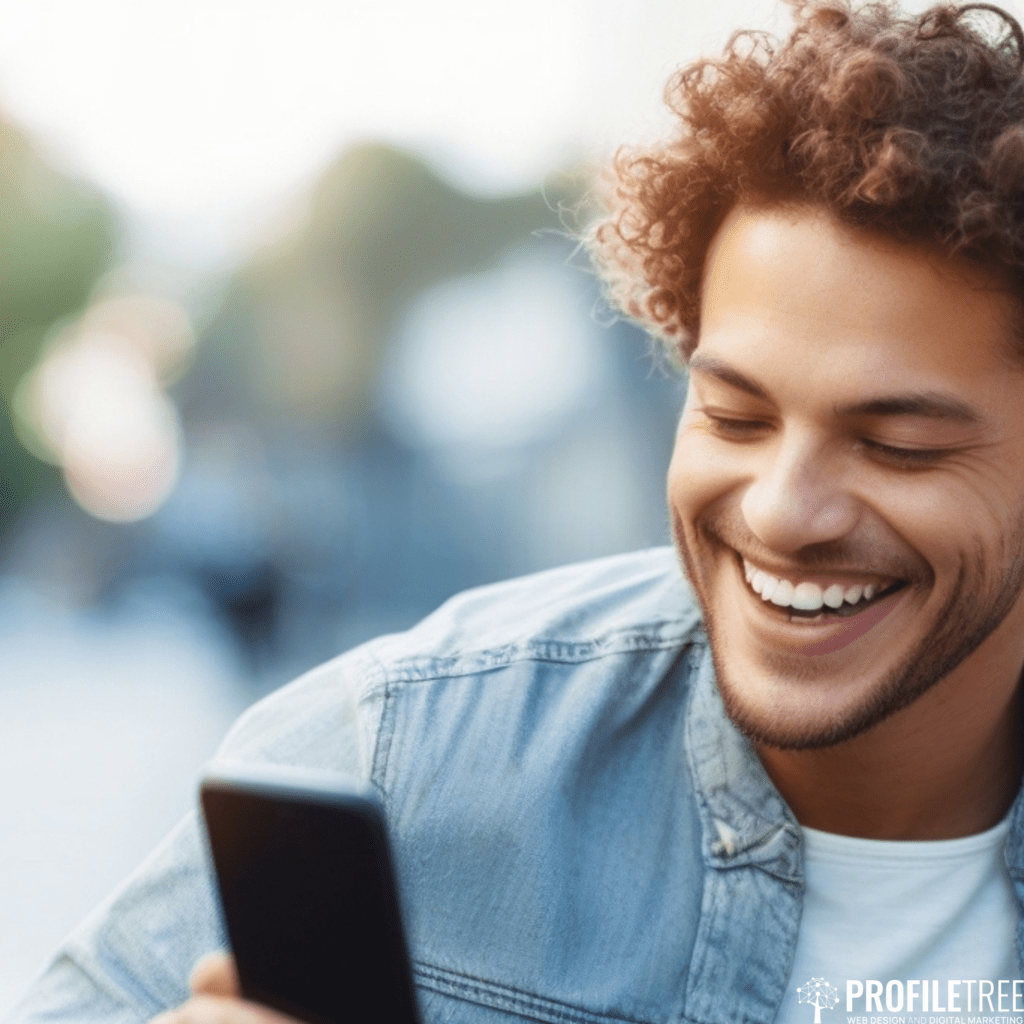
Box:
[14,294,193,522]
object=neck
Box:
[755,671,1023,841]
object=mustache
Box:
[674,507,931,584]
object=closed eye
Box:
[860,439,954,467]
[701,412,771,438]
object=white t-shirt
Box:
[775,815,1021,1024]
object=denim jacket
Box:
[10,547,1024,1024]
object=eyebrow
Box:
[687,353,986,425]
[689,354,770,400]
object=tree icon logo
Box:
[797,978,839,1023]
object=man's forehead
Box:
[704,204,1003,308]
[695,204,1024,388]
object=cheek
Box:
[666,425,739,518]
[870,471,1024,579]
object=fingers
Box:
[152,994,297,1024]
[189,952,240,998]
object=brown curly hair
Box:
[589,0,1024,362]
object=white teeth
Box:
[741,558,885,612]
[791,582,824,611]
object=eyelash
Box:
[859,439,951,466]
[701,414,951,468]
[703,415,767,438]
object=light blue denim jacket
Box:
[11,547,1024,1024]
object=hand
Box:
[152,953,301,1024]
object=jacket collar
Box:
[685,637,804,882]
[684,631,1024,971]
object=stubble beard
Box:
[672,512,1024,751]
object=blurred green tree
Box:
[0,115,115,535]
[187,143,580,435]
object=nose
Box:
[740,433,861,555]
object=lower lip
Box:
[739,563,908,656]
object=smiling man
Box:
[590,0,1024,847]
[670,206,1024,841]
[11,3,1024,1024]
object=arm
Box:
[5,814,227,1024]
[7,654,374,1024]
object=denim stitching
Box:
[414,960,657,1024]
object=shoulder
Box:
[372,552,711,1015]
[215,547,703,770]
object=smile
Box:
[740,556,907,620]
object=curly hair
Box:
[589,0,1024,362]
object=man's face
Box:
[668,205,1024,750]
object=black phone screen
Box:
[201,768,421,1024]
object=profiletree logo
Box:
[797,978,840,1023]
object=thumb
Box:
[189,952,241,998]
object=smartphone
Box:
[200,761,421,1024]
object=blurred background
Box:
[0,0,972,1011]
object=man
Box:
[11,1,1024,1022]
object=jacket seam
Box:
[59,943,169,1021]
[362,632,697,694]
[367,648,398,799]
[413,960,659,1024]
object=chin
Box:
[709,648,909,750]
